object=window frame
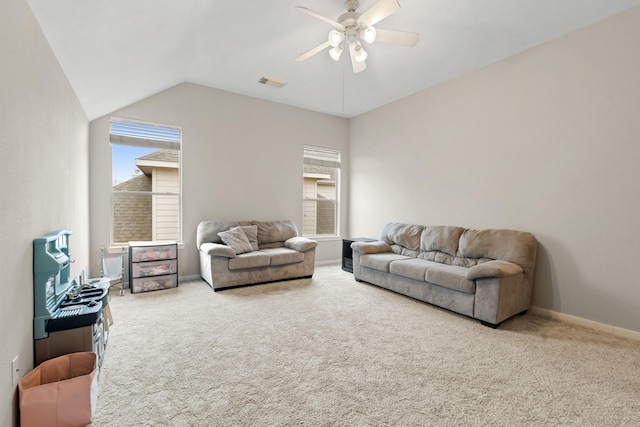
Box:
[109,116,183,247]
[302,145,341,238]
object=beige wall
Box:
[0,0,89,425]
[349,7,640,332]
[89,83,349,279]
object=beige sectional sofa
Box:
[197,220,317,291]
[351,222,538,327]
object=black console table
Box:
[342,237,377,273]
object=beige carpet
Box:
[91,265,640,426]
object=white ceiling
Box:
[27,0,640,121]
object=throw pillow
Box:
[241,225,259,251]
[218,227,253,255]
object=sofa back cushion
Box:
[252,220,299,245]
[420,226,465,256]
[377,222,537,272]
[458,229,537,273]
[197,220,299,250]
[196,221,241,248]
[379,223,424,251]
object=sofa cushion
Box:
[241,225,259,251]
[416,251,488,268]
[425,265,476,294]
[257,242,285,249]
[361,253,412,273]
[420,226,465,256]
[260,248,305,266]
[458,229,537,273]
[218,226,253,254]
[389,259,442,282]
[228,251,271,270]
[253,220,299,245]
[394,246,421,258]
[379,223,424,251]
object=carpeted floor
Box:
[91,265,640,426]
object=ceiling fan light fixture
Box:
[329,45,344,61]
[353,43,368,63]
[360,26,377,44]
[328,30,344,47]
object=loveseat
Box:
[197,220,317,291]
[351,222,538,327]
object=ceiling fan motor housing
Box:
[345,0,360,12]
[338,12,362,41]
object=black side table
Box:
[342,237,377,273]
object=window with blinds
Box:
[109,117,182,245]
[303,146,341,237]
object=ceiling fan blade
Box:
[374,28,419,47]
[295,40,332,62]
[359,0,400,27]
[296,6,344,30]
[349,43,367,73]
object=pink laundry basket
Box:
[19,351,98,427]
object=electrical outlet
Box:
[12,355,19,386]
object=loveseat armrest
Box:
[351,241,392,255]
[284,236,318,252]
[466,260,523,280]
[200,242,236,258]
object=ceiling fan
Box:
[295,0,419,73]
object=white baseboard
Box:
[316,260,341,266]
[530,306,640,342]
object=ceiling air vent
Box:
[258,77,287,88]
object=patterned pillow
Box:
[217,226,253,254]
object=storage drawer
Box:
[131,274,178,294]
[131,259,177,278]
[130,244,177,262]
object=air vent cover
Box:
[258,77,287,88]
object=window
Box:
[303,146,340,237]
[109,117,182,246]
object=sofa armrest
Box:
[284,237,318,252]
[200,242,236,258]
[351,241,392,255]
[466,260,523,280]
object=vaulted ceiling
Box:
[27,0,640,121]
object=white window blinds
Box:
[303,145,341,168]
[110,118,181,150]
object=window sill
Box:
[303,235,342,242]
